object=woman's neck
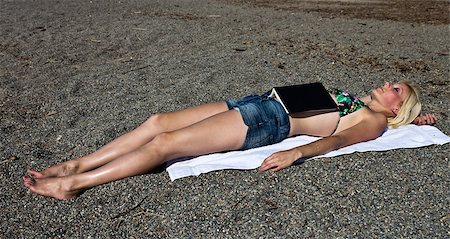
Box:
[360,95,393,117]
[360,95,371,105]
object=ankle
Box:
[60,175,82,192]
[65,160,81,174]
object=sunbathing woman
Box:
[23,81,436,200]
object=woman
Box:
[23,81,436,200]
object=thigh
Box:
[151,101,229,132]
[162,110,248,160]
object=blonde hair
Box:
[387,80,422,128]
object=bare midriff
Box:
[286,93,368,137]
[288,111,340,137]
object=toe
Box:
[23,176,33,187]
[27,169,45,178]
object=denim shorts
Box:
[225,95,290,150]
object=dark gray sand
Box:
[1,0,449,237]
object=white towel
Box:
[166,125,450,181]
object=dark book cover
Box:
[271,82,338,118]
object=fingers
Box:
[420,114,437,125]
[417,117,426,125]
[259,155,277,172]
[414,114,437,126]
[269,166,283,172]
[425,114,437,125]
[260,162,284,172]
[258,156,275,172]
[258,152,294,172]
[261,158,282,172]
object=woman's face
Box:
[371,82,411,116]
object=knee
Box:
[143,113,167,131]
[148,132,173,154]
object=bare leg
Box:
[27,102,230,179]
[24,109,248,200]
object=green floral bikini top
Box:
[328,89,367,117]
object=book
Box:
[269,82,338,118]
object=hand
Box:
[258,149,300,172]
[413,113,437,126]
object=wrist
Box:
[292,148,303,161]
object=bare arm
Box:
[259,115,386,172]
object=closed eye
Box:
[394,87,400,92]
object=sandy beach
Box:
[1,0,449,237]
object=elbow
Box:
[331,135,346,149]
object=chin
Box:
[370,90,378,99]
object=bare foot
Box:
[23,175,82,200]
[27,160,80,179]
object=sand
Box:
[1,0,449,237]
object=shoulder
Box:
[334,108,387,143]
[360,108,387,127]
[356,108,388,138]
[337,107,387,132]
